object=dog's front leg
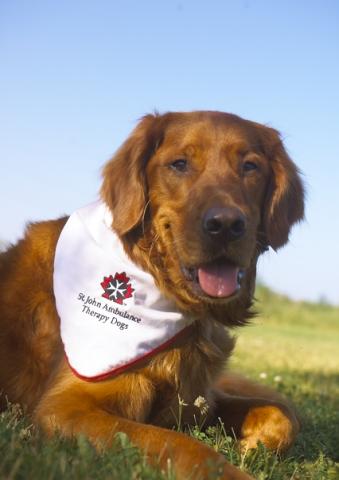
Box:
[34,382,253,480]
[210,388,299,452]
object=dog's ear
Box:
[260,127,305,250]
[101,114,166,236]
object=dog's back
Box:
[0,219,66,410]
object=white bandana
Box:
[53,201,194,381]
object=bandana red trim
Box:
[65,324,194,382]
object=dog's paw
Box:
[239,404,299,452]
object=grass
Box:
[228,285,339,479]
[0,408,171,480]
[1,285,339,479]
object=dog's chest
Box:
[145,341,224,428]
[107,323,231,426]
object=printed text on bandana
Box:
[77,293,142,330]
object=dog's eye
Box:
[170,159,188,173]
[242,161,258,173]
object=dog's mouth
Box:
[181,258,245,300]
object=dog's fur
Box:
[0,111,304,479]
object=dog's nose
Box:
[203,206,247,241]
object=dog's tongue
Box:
[198,262,239,298]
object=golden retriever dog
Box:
[0,111,304,479]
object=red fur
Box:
[0,111,304,479]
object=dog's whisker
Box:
[141,199,151,235]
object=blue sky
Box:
[1,0,339,304]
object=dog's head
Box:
[101,112,304,314]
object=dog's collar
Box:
[53,201,194,381]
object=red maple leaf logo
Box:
[101,272,134,305]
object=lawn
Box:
[228,285,339,479]
[1,286,338,479]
